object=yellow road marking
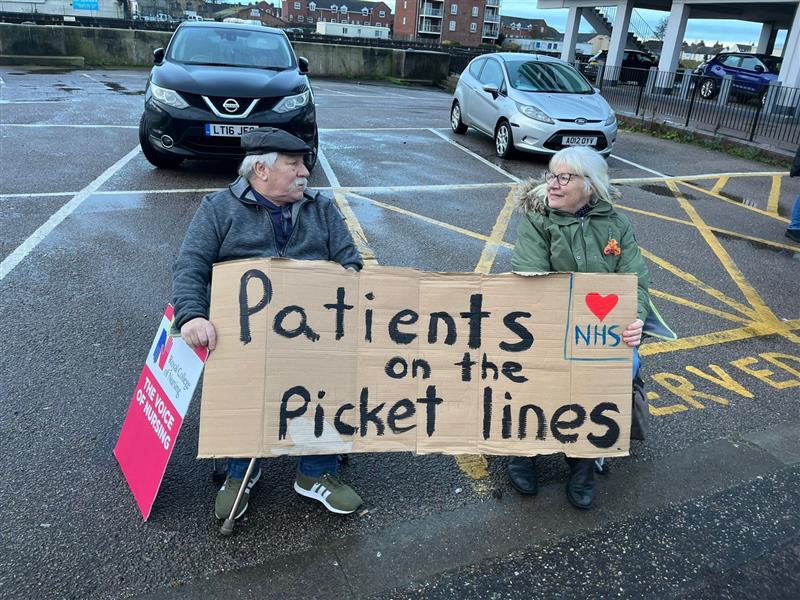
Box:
[649,289,751,325]
[616,204,800,252]
[612,171,788,185]
[641,319,800,357]
[345,192,491,243]
[678,180,789,223]
[666,180,799,343]
[475,187,517,275]
[335,191,378,265]
[639,247,758,320]
[767,175,783,215]
[710,176,729,195]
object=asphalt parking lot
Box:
[1,67,799,600]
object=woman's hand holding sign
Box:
[622,319,644,348]
[181,317,218,351]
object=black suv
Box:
[584,49,656,85]
[139,22,318,170]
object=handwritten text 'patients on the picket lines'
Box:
[222,264,633,452]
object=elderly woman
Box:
[509,146,672,510]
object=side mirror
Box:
[298,56,309,74]
[482,84,499,98]
[754,65,765,73]
[153,48,165,64]
[594,87,601,94]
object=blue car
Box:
[695,52,781,103]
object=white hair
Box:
[516,146,620,213]
[238,151,279,179]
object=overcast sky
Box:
[383,1,786,47]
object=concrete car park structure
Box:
[1,67,800,598]
[540,1,800,92]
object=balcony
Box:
[421,7,443,18]
[418,22,442,34]
[483,8,499,23]
[482,25,499,38]
[485,0,500,6]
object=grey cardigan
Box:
[171,176,363,329]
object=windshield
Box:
[169,27,295,69]
[506,61,593,94]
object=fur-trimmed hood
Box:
[514,178,549,215]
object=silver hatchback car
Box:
[451,53,617,158]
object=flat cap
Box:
[241,127,311,156]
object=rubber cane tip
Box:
[220,518,235,536]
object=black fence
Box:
[576,62,800,150]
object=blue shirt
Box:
[252,189,292,251]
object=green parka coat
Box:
[511,184,676,340]
[512,198,650,321]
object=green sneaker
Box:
[293,471,362,514]
[214,468,261,520]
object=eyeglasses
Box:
[545,171,579,186]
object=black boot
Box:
[565,458,596,509]
[507,456,538,495]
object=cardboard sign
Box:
[114,305,208,520]
[199,259,636,459]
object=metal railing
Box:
[574,62,800,150]
[421,7,443,18]
[597,6,658,48]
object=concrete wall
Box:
[0,23,450,81]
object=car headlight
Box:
[273,90,311,113]
[604,113,616,126]
[519,104,554,124]
[149,82,189,109]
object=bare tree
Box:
[654,17,668,41]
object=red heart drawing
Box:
[585,293,618,322]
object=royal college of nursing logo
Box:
[152,329,173,370]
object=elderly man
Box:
[172,127,363,520]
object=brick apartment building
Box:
[393,0,502,47]
[281,0,393,30]
[499,16,558,41]
[212,2,285,26]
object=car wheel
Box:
[450,101,468,134]
[304,144,318,172]
[494,120,514,159]
[138,115,183,169]
[698,78,718,100]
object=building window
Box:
[298,15,304,21]
[376,21,381,26]
[340,5,348,14]
[471,6,478,17]
[449,19,456,31]
[403,1,407,8]
[289,14,293,20]
[450,4,457,15]
[375,30,381,37]
[402,16,406,25]
[342,26,348,32]
[330,4,337,10]
[379,10,385,17]
[294,1,300,8]
[309,1,316,10]
[308,17,313,23]
[470,22,476,32]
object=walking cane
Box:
[220,457,258,536]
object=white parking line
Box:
[0,146,140,282]
[427,128,521,183]
[0,192,77,199]
[610,154,667,177]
